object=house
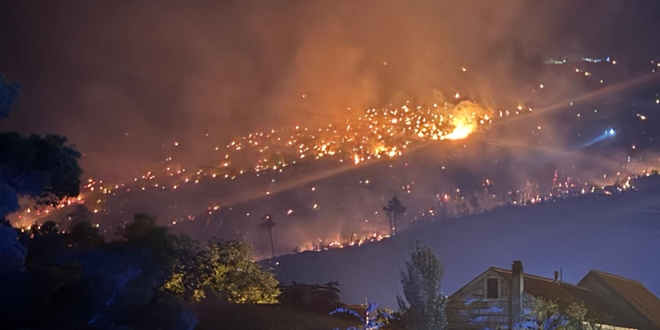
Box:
[447,261,660,330]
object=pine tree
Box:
[383,196,406,236]
[397,243,447,330]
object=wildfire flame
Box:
[10,99,494,226]
[442,101,485,140]
[443,120,475,140]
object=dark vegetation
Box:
[0,75,286,329]
[0,213,287,329]
[194,298,360,330]
[0,213,370,330]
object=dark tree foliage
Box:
[112,213,190,283]
[64,205,101,249]
[383,196,406,236]
[0,77,201,328]
[116,214,177,257]
[118,213,161,240]
[0,74,82,218]
[279,281,342,313]
[65,204,95,227]
[0,74,22,119]
[37,221,59,236]
[69,221,104,248]
[397,243,447,330]
[0,133,82,217]
[469,194,480,214]
[0,215,199,330]
[21,221,71,267]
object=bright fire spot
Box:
[442,122,475,140]
[441,102,483,141]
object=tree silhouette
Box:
[0,74,21,120]
[65,204,94,227]
[35,221,59,236]
[69,221,104,248]
[0,76,82,218]
[117,213,162,241]
[383,196,406,236]
[469,194,480,215]
[0,133,83,218]
[397,243,447,330]
[436,194,449,220]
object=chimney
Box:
[554,270,559,282]
[510,260,524,329]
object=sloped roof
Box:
[490,267,639,328]
[579,270,660,329]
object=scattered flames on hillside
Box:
[9,98,503,249]
[219,99,493,169]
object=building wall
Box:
[448,270,512,329]
[449,269,645,330]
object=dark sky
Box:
[1,0,660,180]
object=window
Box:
[486,278,499,299]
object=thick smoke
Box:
[0,0,623,179]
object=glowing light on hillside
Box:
[443,119,476,140]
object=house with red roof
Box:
[448,261,660,330]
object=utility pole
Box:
[261,214,277,258]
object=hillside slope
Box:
[273,189,660,308]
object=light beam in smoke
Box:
[582,128,616,147]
